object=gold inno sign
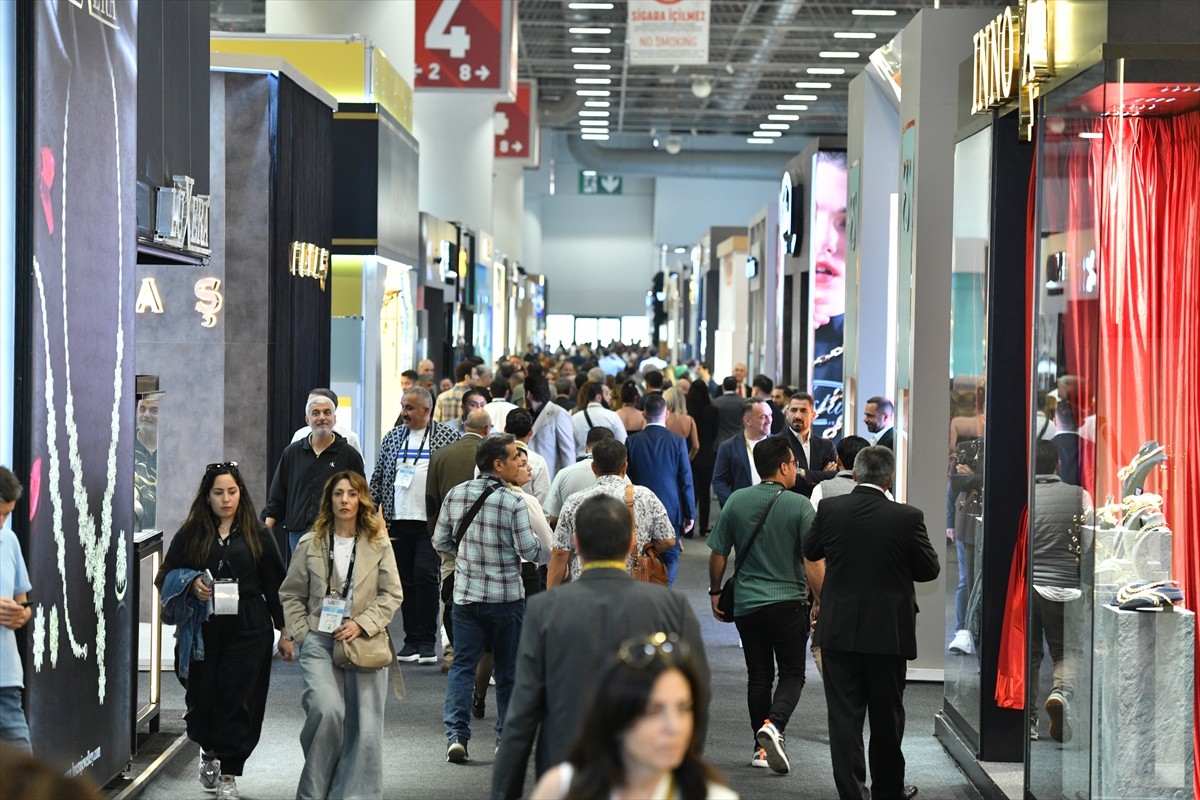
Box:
[290,242,330,290]
[971,0,1054,141]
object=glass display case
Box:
[1026,52,1199,800]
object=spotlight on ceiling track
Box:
[665,135,683,155]
[691,77,713,98]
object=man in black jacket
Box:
[804,446,939,800]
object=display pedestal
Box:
[1094,605,1194,798]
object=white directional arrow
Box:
[475,65,491,81]
[513,141,523,153]
[600,175,622,193]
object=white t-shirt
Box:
[392,426,432,521]
[330,535,356,611]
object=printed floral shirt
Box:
[552,475,675,582]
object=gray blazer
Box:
[490,568,709,800]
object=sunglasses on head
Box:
[205,461,239,474]
[617,632,690,669]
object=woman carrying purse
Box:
[279,471,403,800]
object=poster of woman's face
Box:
[809,150,848,441]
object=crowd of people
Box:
[0,341,941,800]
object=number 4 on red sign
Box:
[426,0,471,59]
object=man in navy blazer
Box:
[625,394,696,586]
[712,399,775,507]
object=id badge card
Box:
[395,462,417,490]
[318,595,347,633]
[212,580,240,615]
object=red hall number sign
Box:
[415,0,505,90]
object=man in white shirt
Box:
[485,378,519,432]
[571,382,626,457]
[543,427,625,525]
[504,409,550,505]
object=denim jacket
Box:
[160,567,213,680]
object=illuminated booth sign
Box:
[970,0,1055,140]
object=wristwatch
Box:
[281,632,294,642]
[708,589,723,596]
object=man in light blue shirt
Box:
[0,466,33,751]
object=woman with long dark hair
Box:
[531,633,735,800]
[686,381,719,535]
[155,462,290,800]
[279,470,403,800]
[615,379,645,435]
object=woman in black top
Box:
[155,462,291,798]
[686,380,720,535]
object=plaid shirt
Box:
[369,420,460,520]
[433,475,541,604]
[433,382,471,424]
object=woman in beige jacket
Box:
[280,470,403,800]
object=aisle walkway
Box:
[138,543,980,799]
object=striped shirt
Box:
[707,482,815,617]
[369,421,460,521]
[432,476,542,604]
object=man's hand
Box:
[0,598,29,630]
[822,461,837,472]
[709,593,727,622]
[333,619,364,643]
[277,635,296,662]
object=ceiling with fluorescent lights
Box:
[210,1,1001,150]
[517,0,1000,149]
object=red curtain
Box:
[1089,109,1200,792]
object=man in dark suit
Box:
[491,494,709,800]
[783,392,838,497]
[864,396,896,450]
[713,376,747,446]
[712,399,774,507]
[803,446,940,800]
[751,374,787,434]
[625,394,696,584]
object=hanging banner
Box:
[808,150,848,441]
[494,79,537,164]
[414,0,516,93]
[628,0,711,66]
[20,0,137,786]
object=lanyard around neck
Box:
[400,426,431,465]
[327,534,358,598]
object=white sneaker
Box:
[751,747,769,768]
[215,776,239,799]
[198,756,220,792]
[948,629,975,654]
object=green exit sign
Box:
[579,171,623,195]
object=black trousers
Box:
[391,519,440,648]
[821,649,908,800]
[734,600,809,746]
[692,456,715,531]
[184,598,274,775]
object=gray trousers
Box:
[297,633,388,800]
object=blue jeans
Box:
[288,530,305,564]
[0,686,31,751]
[443,599,524,745]
[660,533,681,587]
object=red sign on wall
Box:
[495,80,534,160]
[414,0,512,91]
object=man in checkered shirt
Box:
[433,433,543,764]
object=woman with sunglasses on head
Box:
[531,633,737,800]
[279,470,403,800]
[155,462,291,800]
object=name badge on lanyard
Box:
[393,428,429,491]
[213,580,239,615]
[318,535,357,633]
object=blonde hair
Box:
[310,471,388,546]
[663,386,688,417]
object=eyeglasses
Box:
[205,461,239,473]
[617,632,691,668]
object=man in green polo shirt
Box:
[707,435,821,777]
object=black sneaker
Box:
[418,644,438,665]
[446,739,469,763]
[472,693,486,719]
[396,643,421,662]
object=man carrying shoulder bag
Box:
[707,435,821,776]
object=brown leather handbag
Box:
[626,485,668,586]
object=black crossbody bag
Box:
[716,489,785,622]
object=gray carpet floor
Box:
[138,541,982,800]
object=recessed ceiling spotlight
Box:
[776,104,809,111]
[760,122,790,130]
[574,77,613,84]
[569,2,614,8]
[579,110,611,117]
[784,94,818,101]
[584,100,611,108]
[746,138,776,144]
[768,113,800,121]
[795,81,832,89]
[807,67,846,75]
[572,46,612,54]
[573,63,612,70]
[664,136,683,154]
[852,8,898,16]
[576,89,611,97]
[820,51,860,58]
[569,26,612,34]
[835,31,877,39]
[692,77,713,98]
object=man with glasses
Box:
[433,434,542,765]
[707,436,820,776]
[492,494,708,800]
[264,389,366,562]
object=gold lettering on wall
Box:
[970,0,1055,142]
[194,278,224,328]
[134,278,164,315]
[289,241,330,290]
